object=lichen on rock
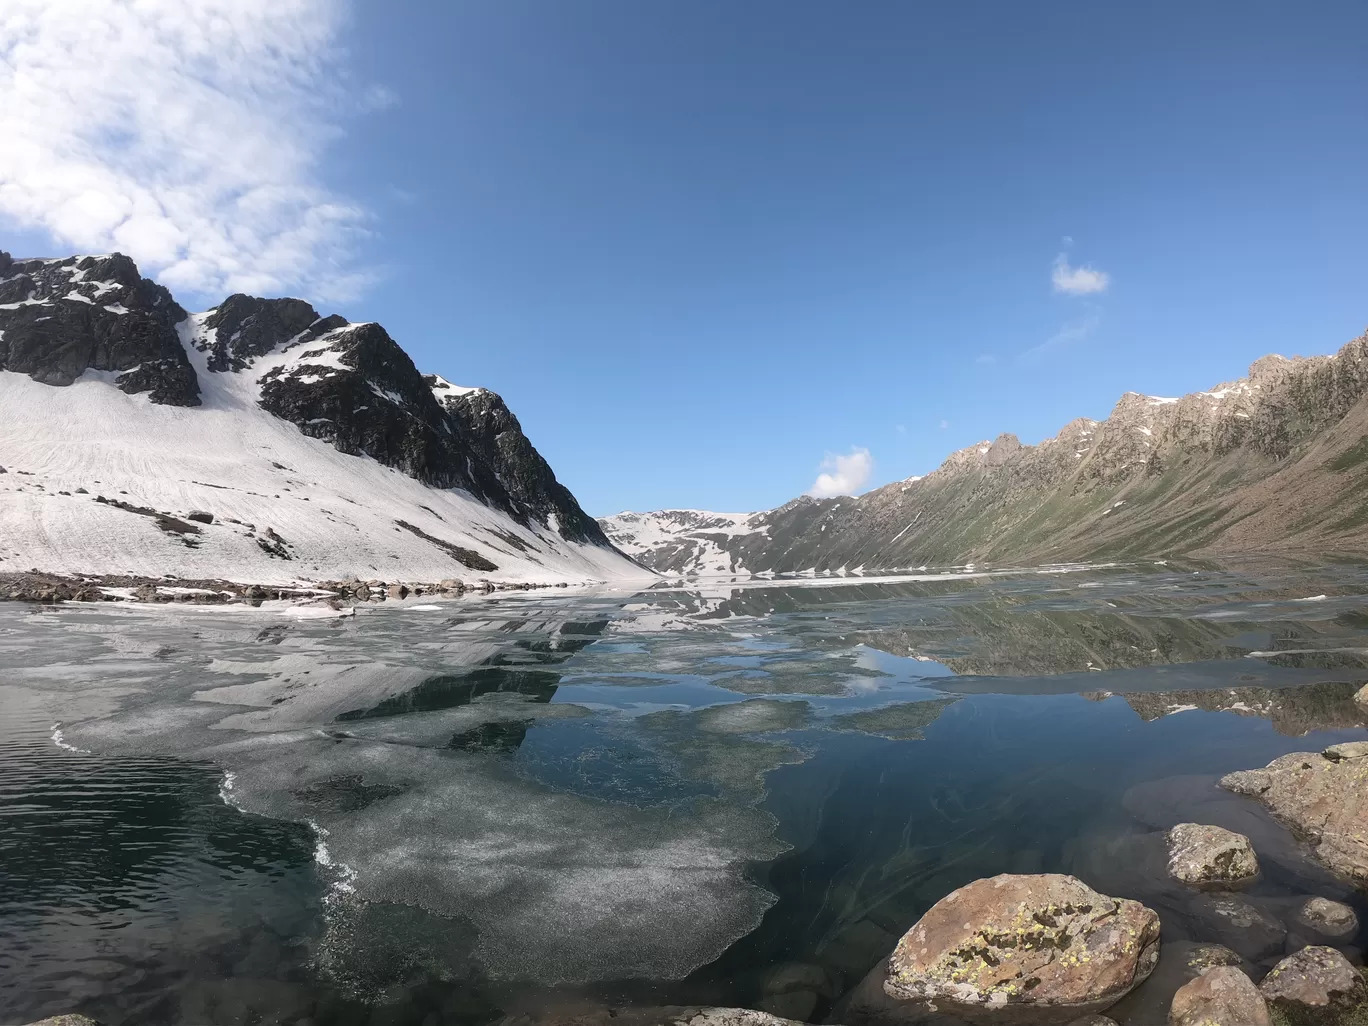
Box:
[881,873,1161,1024]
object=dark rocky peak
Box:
[440,385,612,545]
[201,294,322,371]
[0,250,198,406]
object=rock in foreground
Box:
[1259,946,1367,1021]
[881,873,1161,1024]
[1168,966,1271,1026]
[1165,823,1259,887]
[1221,748,1368,885]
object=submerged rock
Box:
[1166,823,1259,887]
[1187,896,1287,962]
[878,873,1161,1024]
[1221,748,1368,885]
[1296,897,1360,939]
[1259,946,1368,1022]
[497,1007,806,1026]
[1168,965,1271,1026]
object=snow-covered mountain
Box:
[605,328,1368,575]
[0,252,646,586]
[598,509,769,576]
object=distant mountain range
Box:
[602,327,1368,576]
[0,251,642,586]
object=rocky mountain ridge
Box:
[603,327,1368,574]
[0,251,638,585]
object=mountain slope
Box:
[604,328,1368,575]
[0,252,643,586]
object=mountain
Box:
[0,251,643,587]
[603,327,1368,575]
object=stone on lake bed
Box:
[1186,896,1286,962]
[1165,822,1259,887]
[1296,897,1360,938]
[1259,945,1368,1019]
[1168,965,1271,1026]
[881,873,1161,1024]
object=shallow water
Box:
[3,561,1368,1024]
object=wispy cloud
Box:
[0,0,381,303]
[939,419,949,430]
[808,447,873,498]
[975,354,997,365]
[1052,253,1110,295]
[1020,313,1102,363]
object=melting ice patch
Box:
[50,722,90,754]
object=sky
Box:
[2,1,1366,516]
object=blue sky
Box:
[4,1,1366,515]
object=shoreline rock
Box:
[1221,747,1368,886]
[0,570,582,609]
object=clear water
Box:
[3,561,1368,1025]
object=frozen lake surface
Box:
[3,561,1368,1024]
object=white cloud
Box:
[1052,253,1109,295]
[975,354,997,365]
[808,447,873,498]
[0,0,378,302]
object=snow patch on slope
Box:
[0,315,646,586]
[599,509,767,577]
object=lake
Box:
[3,561,1367,1025]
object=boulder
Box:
[1356,683,1368,714]
[1168,966,1271,1026]
[1296,897,1360,939]
[1101,941,1247,1025]
[879,874,1160,1024]
[388,583,409,599]
[1259,946,1368,1021]
[186,510,214,524]
[1165,823,1259,887]
[22,1018,102,1026]
[1221,749,1368,885]
[1064,1018,1117,1026]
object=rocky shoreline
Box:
[0,570,579,608]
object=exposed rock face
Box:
[880,873,1161,1024]
[0,252,197,405]
[1259,946,1367,1020]
[1165,823,1260,887]
[1168,966,1271,1026]
[606,326,1368,571]
[1297,897,1360,939]
[439,384,608,544]
[20,1017,102,1026]
[1221,746,1368,885]
[200,293,323,371]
